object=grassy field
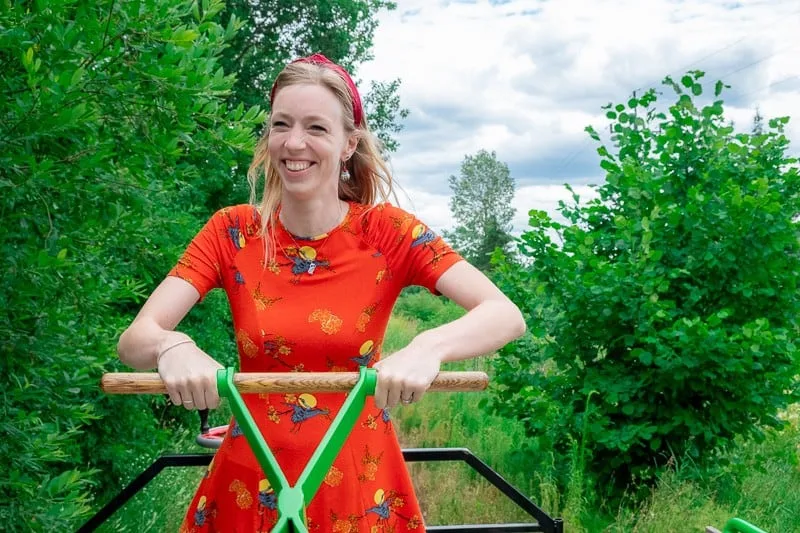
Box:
[97,310,800,532]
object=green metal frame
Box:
[216,366,378,532]
[722,518,768,533]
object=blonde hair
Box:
[247,61,397,258]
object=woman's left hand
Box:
[372,342,442,410]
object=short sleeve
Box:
[168,207,245,300]
[363,203,464,294]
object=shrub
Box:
[0,1,260,528]
[491,71,800,493]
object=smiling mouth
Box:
[284,160,313,171]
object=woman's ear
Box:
[344,130,359,160]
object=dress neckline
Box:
[275,201,353,242]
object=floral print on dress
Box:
[309,308,343,335]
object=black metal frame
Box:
[78,449,563,533]
[402,448,562,533]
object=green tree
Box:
[491,71,800,494]
[444,149,516,271]
[218,0,394,110]
[362,78,410,154]
[0,1,262,528]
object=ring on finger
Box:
[401,392,415,405]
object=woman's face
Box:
[268,83,357,201]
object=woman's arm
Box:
[373,261,526,409]
[418,260,526,362]
[117,276,222,410]
[117,277,200,369]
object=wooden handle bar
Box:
[101,371,489,394]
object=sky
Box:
[357,0,800,234]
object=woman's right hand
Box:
[157,338,223,411]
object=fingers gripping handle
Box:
[100,370,488,395]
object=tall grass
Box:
[603,408,800,532]
[96,426,206,532]
[386,294,563,526]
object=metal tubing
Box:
[76,454,212,533]
[402,448,559,531]
[79,448,563,533]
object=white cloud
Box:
[358,0,800,231]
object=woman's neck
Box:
[279,197,348,238]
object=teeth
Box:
[286,161,311,171]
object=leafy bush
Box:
[0,1,260,529]
[491,71,800,493]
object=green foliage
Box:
[386,293,552,523]
[1,0,401,527]
[381,314,419,354]
[361,78,410,154]
[491,71,800,493]
[218,0,395,111]
[444,149,516,271]
[392,290,465,329]
[0,0,261,528]
[604,409,800,532]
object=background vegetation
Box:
[0,0,403,529]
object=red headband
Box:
[269,53,364,127]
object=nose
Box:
[284,125,306,150]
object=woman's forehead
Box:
[271,83,343,122]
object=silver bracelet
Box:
[156,338,195,366]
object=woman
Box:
[117,53,526,531]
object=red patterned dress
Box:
[170,201,463,532]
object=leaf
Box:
[171,29,200,47]
[600,159,619,173]
[632,348,653,365]
[585,125,601,141]
[23,46,33,67]
[70,67,85,88]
